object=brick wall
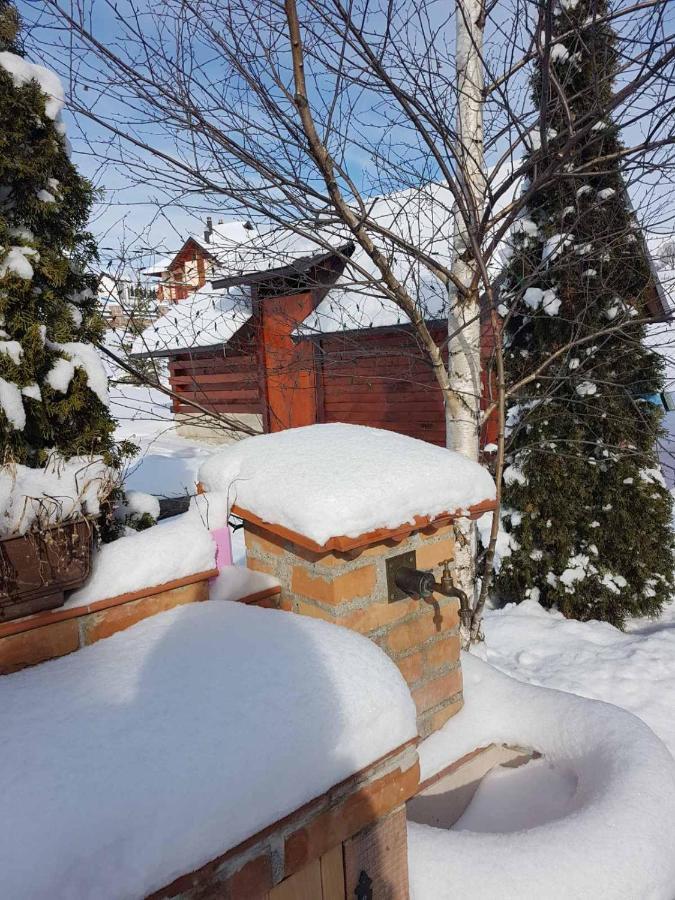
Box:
[243,521,462,738]
[150,742,418,900]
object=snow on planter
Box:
[198,423,496,545]
[65,511,216,607]
[0,455,110,538]
[0,602,417,899]
[408,653,675,900]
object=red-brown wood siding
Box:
[259,290,318,431]
[316,327,448,446]
[165,303,497,448]
[168,346,262,416]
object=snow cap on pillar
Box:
[198,423,496,738]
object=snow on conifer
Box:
[495,0,673,624]
[0,1,132,536]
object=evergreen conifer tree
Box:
[495,0,673,625]
[0,1,132,528]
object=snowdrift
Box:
[409,653,675,900]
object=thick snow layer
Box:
[0,244,38,279]
[66,511,216,607]
[0,602,417,899]
[0,51,65,119]
[0,375,25,430]
[0,455,110,538]
[452,756,579,834]
[209,565,280,602]
[46,341,109,405]
[198,424,496,544]
[0,338,23,364]
[482,599,675,758]
[123,490,160,521]
[132,284,251,354]
[410,653,675,899]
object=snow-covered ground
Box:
[111,375,675,898]
[481,598,675,759]
[111,382,211,498]
[411,652,675,900]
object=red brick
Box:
[284,759,419,877]
[337,598,420,635]
[381,609,445,655]
[424,633,461,673]
[246,557,278,578]
[289,599,338,622]
[244,525,285,557]
[225,853,273,900]
[396,648,425,685]
[291,563,376,606]
[412,667,462,717]
[418,695,464,738]
[0,618,79,674]
[79,580,207,645]
[415,537,455,570]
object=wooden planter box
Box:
[0,520,93,623]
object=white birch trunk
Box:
[447,0,486,640]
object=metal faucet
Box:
[434,559,472,630]
[393,559,472,629]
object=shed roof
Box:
[131,283,251,358]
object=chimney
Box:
[203,216,213,244]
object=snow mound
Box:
[0,375,25,430]
[66,511,216,608]
[124,490,161,521]
[0,602,417,899]
[198,423,496,545]
[409,653,675,899]
[482,599,675,758]
[46,340,110,406]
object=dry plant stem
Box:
[284,0,453,413]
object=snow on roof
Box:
[301,184,455,334]
[209,178,515,336]
[141,255,173,278]
[199,185,456,334]
[131,282,252,356]
[198,423,496,546]
[0,601,416,898]
[410,652,675,899]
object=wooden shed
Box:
[132,243,497,447]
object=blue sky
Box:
[19,0,675,275]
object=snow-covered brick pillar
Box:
[198,425,496,740]
[243,517,467,738]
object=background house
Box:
[132,185,671,448]
[142,219,257,302]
